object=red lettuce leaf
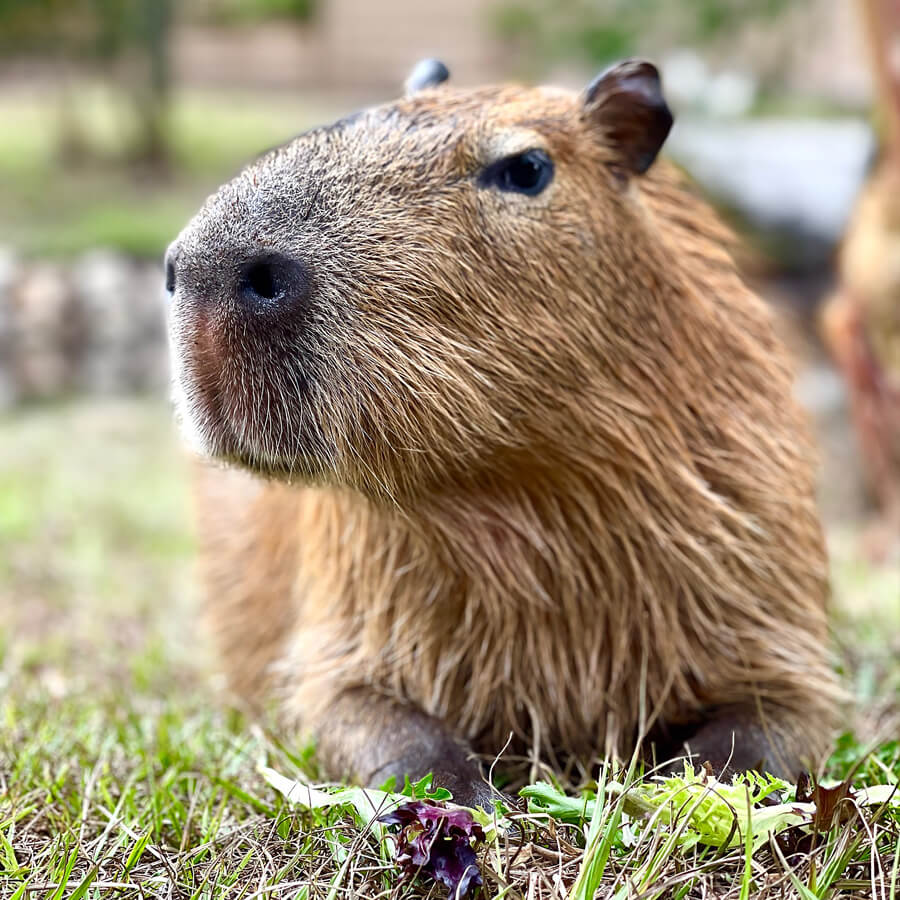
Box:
[379,800,485,896]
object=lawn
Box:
[0,397,898,898]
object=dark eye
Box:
[481,149,554,196]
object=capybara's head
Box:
[166,60,677,499]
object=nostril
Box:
[239,253,311,308]
[244,260,279,300]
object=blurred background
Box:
[0,0,897,718]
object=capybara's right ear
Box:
[581,59,673,177]
[405,59,451,96]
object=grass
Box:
[0,84,338,258]
[1,397,898,898]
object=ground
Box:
[0,397,898,898]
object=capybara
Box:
[166,59,839,807]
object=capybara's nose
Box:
[237,252,312,310]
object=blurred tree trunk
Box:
[130,0,174,167]
[822,0,900,555]
[56,57,92,165]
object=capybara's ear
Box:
[581,59,673,177]
[405,59,451,96]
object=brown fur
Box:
[168,70,841,800]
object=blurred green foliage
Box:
[0,0,174,163]
[491,0,796,68]
[207,0,317,24]
[0,0,314,54]
[0,0,314,167]
[0,89,326,257]
[0,0,167,57]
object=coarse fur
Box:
[168,68,841,798]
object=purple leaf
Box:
[379,800,485,896]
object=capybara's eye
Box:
[481,149,554,196]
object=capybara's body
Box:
[168,61,839,804]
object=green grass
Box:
[1,398,898,898]
[0,85,337,258]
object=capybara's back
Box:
[167,59,840,806]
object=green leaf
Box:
[67,866,99,900]
[520,780,595,823]
[122,828,152,875]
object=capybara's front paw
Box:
[672,707,804,781]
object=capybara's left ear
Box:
[405,59,451,96]
[581,59,673,176]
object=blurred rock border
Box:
[0,248,167,408]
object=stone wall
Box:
[0,249,168,408]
